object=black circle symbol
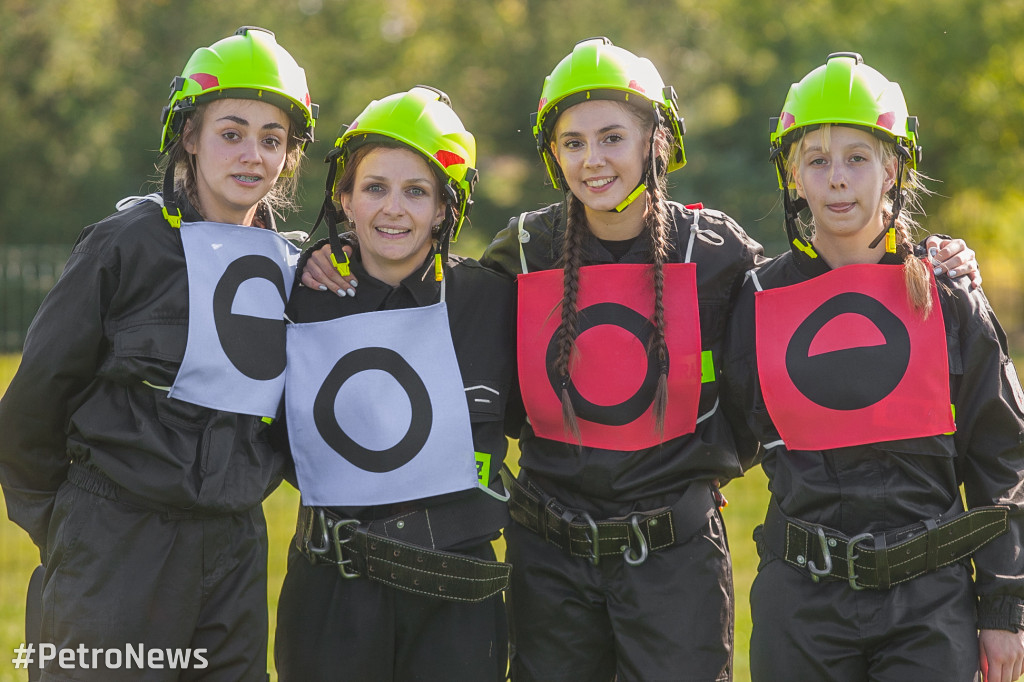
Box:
[545,302,664,426]
[313,347,432,473]
[786,292,910,410]
[213,255,288,381]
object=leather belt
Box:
[758,497,1010,590]
[296,506,510,603]
[502,465,719,566]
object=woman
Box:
[274,86,515,681]
[0,27,316,681]
[722,52,1024,682]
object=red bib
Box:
[755,263,953,450]
[517,263,702,450]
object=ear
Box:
[338,193,353,221]
[432,197,446,229]
[792,163,806,199]
[882,156,898,194]
[182,117,198,155]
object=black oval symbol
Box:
[213,255,288,381]
[313,347,432,473]
[545,302,664,426]
[786,292,910,410]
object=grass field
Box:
[0,353,771,681]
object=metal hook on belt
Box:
[306,508,332,556]
[623,514,649,566]
[846,533,873,591]
[330,518,361,579]
[579,511,600,566]
[807,526,833,582]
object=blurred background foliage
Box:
[1,0,1022,336]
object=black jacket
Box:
[480,200,765,514]
[0,196,288,552]
[284,247,516,549]
[721,247,1024,630]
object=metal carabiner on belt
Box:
[807,526,833,582]
[330,518,362,579]
[623,513,649,566]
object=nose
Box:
[583,142,605,168]
[239,136,262,164]
[383,190,405,215]
[829,164,847,188]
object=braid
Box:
[647,160,672,437]
[891,210,933,318]
[556,194,587,443]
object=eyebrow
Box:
[363,174,434,186]
[557,124,627,140]
[217,115,287,132]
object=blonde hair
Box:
[787,124,933,317]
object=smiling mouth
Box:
[234,174,262,183]
[376,226,410,236]
[584,177,615,188]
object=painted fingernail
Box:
[928,247,938,258]
[949,268,959,277]
[349,280,359,288]
[933,266,943,276]
[337,289,347,297]
[346,288,356,297]
[319,284,328,291]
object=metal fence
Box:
[1,245,72,353]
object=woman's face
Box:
[550,99,650,215]
[794,125,896,252]
[184,98,291,226]
[340,146,445,286]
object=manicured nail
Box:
[349,280,358,288]
[336,289,347,297]
[933,266,943,276]
[928,247,938,258]
[346,288,356,297]
[949,268,959,277]
[318,284,327,291]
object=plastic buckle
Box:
[623,513,649,566]
[807,527,833,583]
[846,533,873,592]
[579,511,600,566]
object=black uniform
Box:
[721,248,1024,681]
[481,201,764,682]
[0,196,287,682]
[274,248,515,682]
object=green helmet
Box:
[329,86,478,241]
[159,26,317,153]
[533,37,686,189]
[769,52,920,189]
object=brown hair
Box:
[158,101,306,223]
[553,102,674,443]
[788,124,933,317]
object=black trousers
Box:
[505,510,734,682]
[275,539,508,682]
[40,480,270,682]
[750,558,981,681]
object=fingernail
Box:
[336,289,347,297]
[319,284,327,291]
[346,288,356,297]
[949,268,959,277]
[933,266,943,276]
[928,247,938,258]
[349,280,358,288]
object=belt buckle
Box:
[846,533,873,591]
[330,518,362,579]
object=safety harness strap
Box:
[758,497,1009,590]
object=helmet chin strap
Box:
[607,126,659,214]
[867,153,907,253]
